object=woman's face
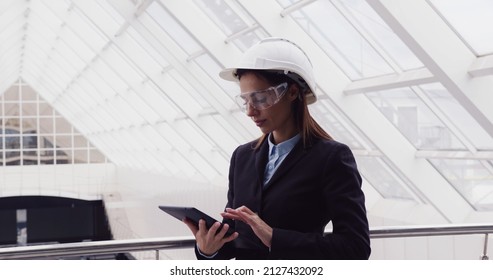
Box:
[239,72,298,143]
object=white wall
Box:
[0,163,116,200]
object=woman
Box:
[185,37,370,259]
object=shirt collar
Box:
[267,133,301,156]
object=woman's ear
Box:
[288,84,300,101]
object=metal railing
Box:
[0,224,491,260]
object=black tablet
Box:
[159,205,234,236]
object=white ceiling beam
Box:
[366,0,493,139]
[344,67,436,95]
[469,54,493,77]
[416,150,493,160]
[238,0,472,222]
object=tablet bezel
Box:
[158,205,234,236]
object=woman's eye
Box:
[253,97,267,104]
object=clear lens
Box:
[235,83,288,112]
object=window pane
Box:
[366,87,466,150]
[429,158,493,211]
[430,0,493,55]
[356,156,416,200]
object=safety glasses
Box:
[235,82,288,112]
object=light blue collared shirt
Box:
[264,133,301,185]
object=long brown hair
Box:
[236,69,332,150]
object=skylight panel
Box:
[336,0,423,70]
[70,0,120,39]
[169,149,200,179]
[0,22,23,50]
[140,150,166,173]
[140,125,172,152]
[33,69,66,94]
[102,45,146,88]
[55,95,85,122]
[155,122,189,153]
[68,79,102,110]
[311,98,372,150]
[155,123,199,175]
[155,150,181,175]
[174,118,213,151]
[39,0,71,19]
[430,158,493,211]
[122,89,160,124]
[91,103,121,131]
[420,83,493,150]
[135,81,180,123]
[0,0,18,16]
[167,69,210,108]
[126,26,171,69]
[25,30,54,54]
[192,0,265,50]
[82,68,117,100]
[366,87,467,150]
[147,1,201,55]
[0,1,24,28]
[278,0,393,80]
[111,95,145,127]
[115,129,140,152]
[128,126,159,151]
[198,114,246,154]
[95,0,125,27]
[54,39,86,72]
[356,156,416,200]
[49,44,80,79]
[68,7,108,52]
[174,118,229,175]
[91,57,128,94]
[193,0,249,35]
[3,42,18,64]
[231,110,260,139]
[58,28,95,64]
[0,58,19,84]
[44,60,72,88]
[194,53,237,110]
[30,0,64,31]
[157,69,203,118]
[117,27,165,78]
[430,0,493,56]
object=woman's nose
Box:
[245,102,257,116]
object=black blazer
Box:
[196,137,371,260]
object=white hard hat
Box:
[220,37,317,104]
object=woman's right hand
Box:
[184,218,238,256]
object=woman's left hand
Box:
[221,206,273,248]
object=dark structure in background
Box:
[0,195,129,259]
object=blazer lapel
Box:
[255,139,269,188]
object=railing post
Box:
[156,249,160,260]
[481,233,489,260]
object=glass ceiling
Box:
[1,0,493,221]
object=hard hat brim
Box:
[219,67,238,83]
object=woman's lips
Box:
[253,119,265,127]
